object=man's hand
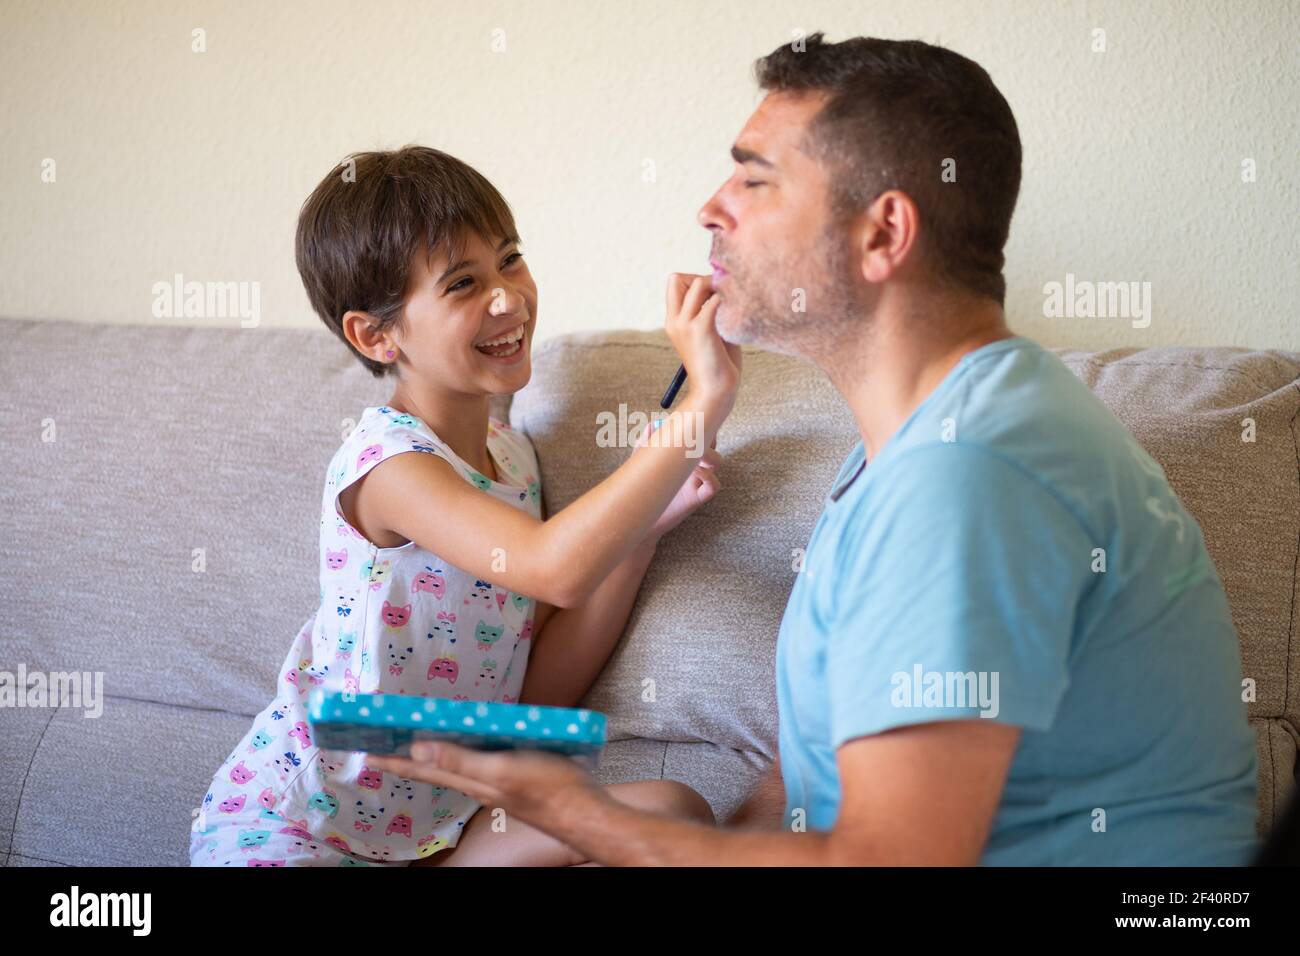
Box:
[368,743,607,832]
[367,720,1020,866]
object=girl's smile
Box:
[474,323,527,362]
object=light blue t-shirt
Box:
[775,336,1259,865]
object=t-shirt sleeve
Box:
[488,419,543,511]
[826,442,1095,747]
[490,420,540,474]
[331,417,456,525]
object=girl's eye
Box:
[743,180,765,189]
[448,252,521,293]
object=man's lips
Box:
[710,260,728,285]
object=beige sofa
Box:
[0,316,1296,866]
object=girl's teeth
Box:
[477,337,522,357]
[476,325,525,358]
[479,327,523,347]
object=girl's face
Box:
[393,229,538,397]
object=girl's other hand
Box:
[643,440,722,544]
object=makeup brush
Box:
[659,363,688,409]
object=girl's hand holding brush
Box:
[661,273,743,416]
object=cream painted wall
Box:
[2,0,1297,351]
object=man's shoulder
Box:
[882,339,1132,511]
[917,337,1113,455]
[860,439,1090,541]
[827,336,1180,555]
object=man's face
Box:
[394,229,538,397]
[698,91,867,356]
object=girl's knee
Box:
[665,780,716,825]
[615,779,715,825]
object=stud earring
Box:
[385,349,396,359]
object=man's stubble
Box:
[715,221,871,366]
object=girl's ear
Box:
[342,310,390,363]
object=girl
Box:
[189,146,741,866]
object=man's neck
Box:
[817,290,1013,459]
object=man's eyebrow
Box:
[436,234,521,284]
[731,145,776,170]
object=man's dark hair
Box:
[295,146,516,377]
[756,33,1022,304]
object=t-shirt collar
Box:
[827,336,1031,500]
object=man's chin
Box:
[715,302,750,346]
[718,305,814,360]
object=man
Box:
[372,33,1259,865]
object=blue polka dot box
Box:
[306,690,607,763]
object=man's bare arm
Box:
[551,719,1020,864]
[373,718,1022,865]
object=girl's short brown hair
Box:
[295,146,517,377]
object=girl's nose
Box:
[489,286,524,316]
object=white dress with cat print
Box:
[191,406,542,864]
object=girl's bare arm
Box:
[517,439,722,704]
[354,388,720,608]
[518,542,656,707]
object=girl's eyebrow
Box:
[437,234,522,284]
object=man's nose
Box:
[697,191,731,233]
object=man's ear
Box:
[858,190,921,285]
[342,310,392,364]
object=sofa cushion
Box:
[0,318,510,714]
[0,318,391,717]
